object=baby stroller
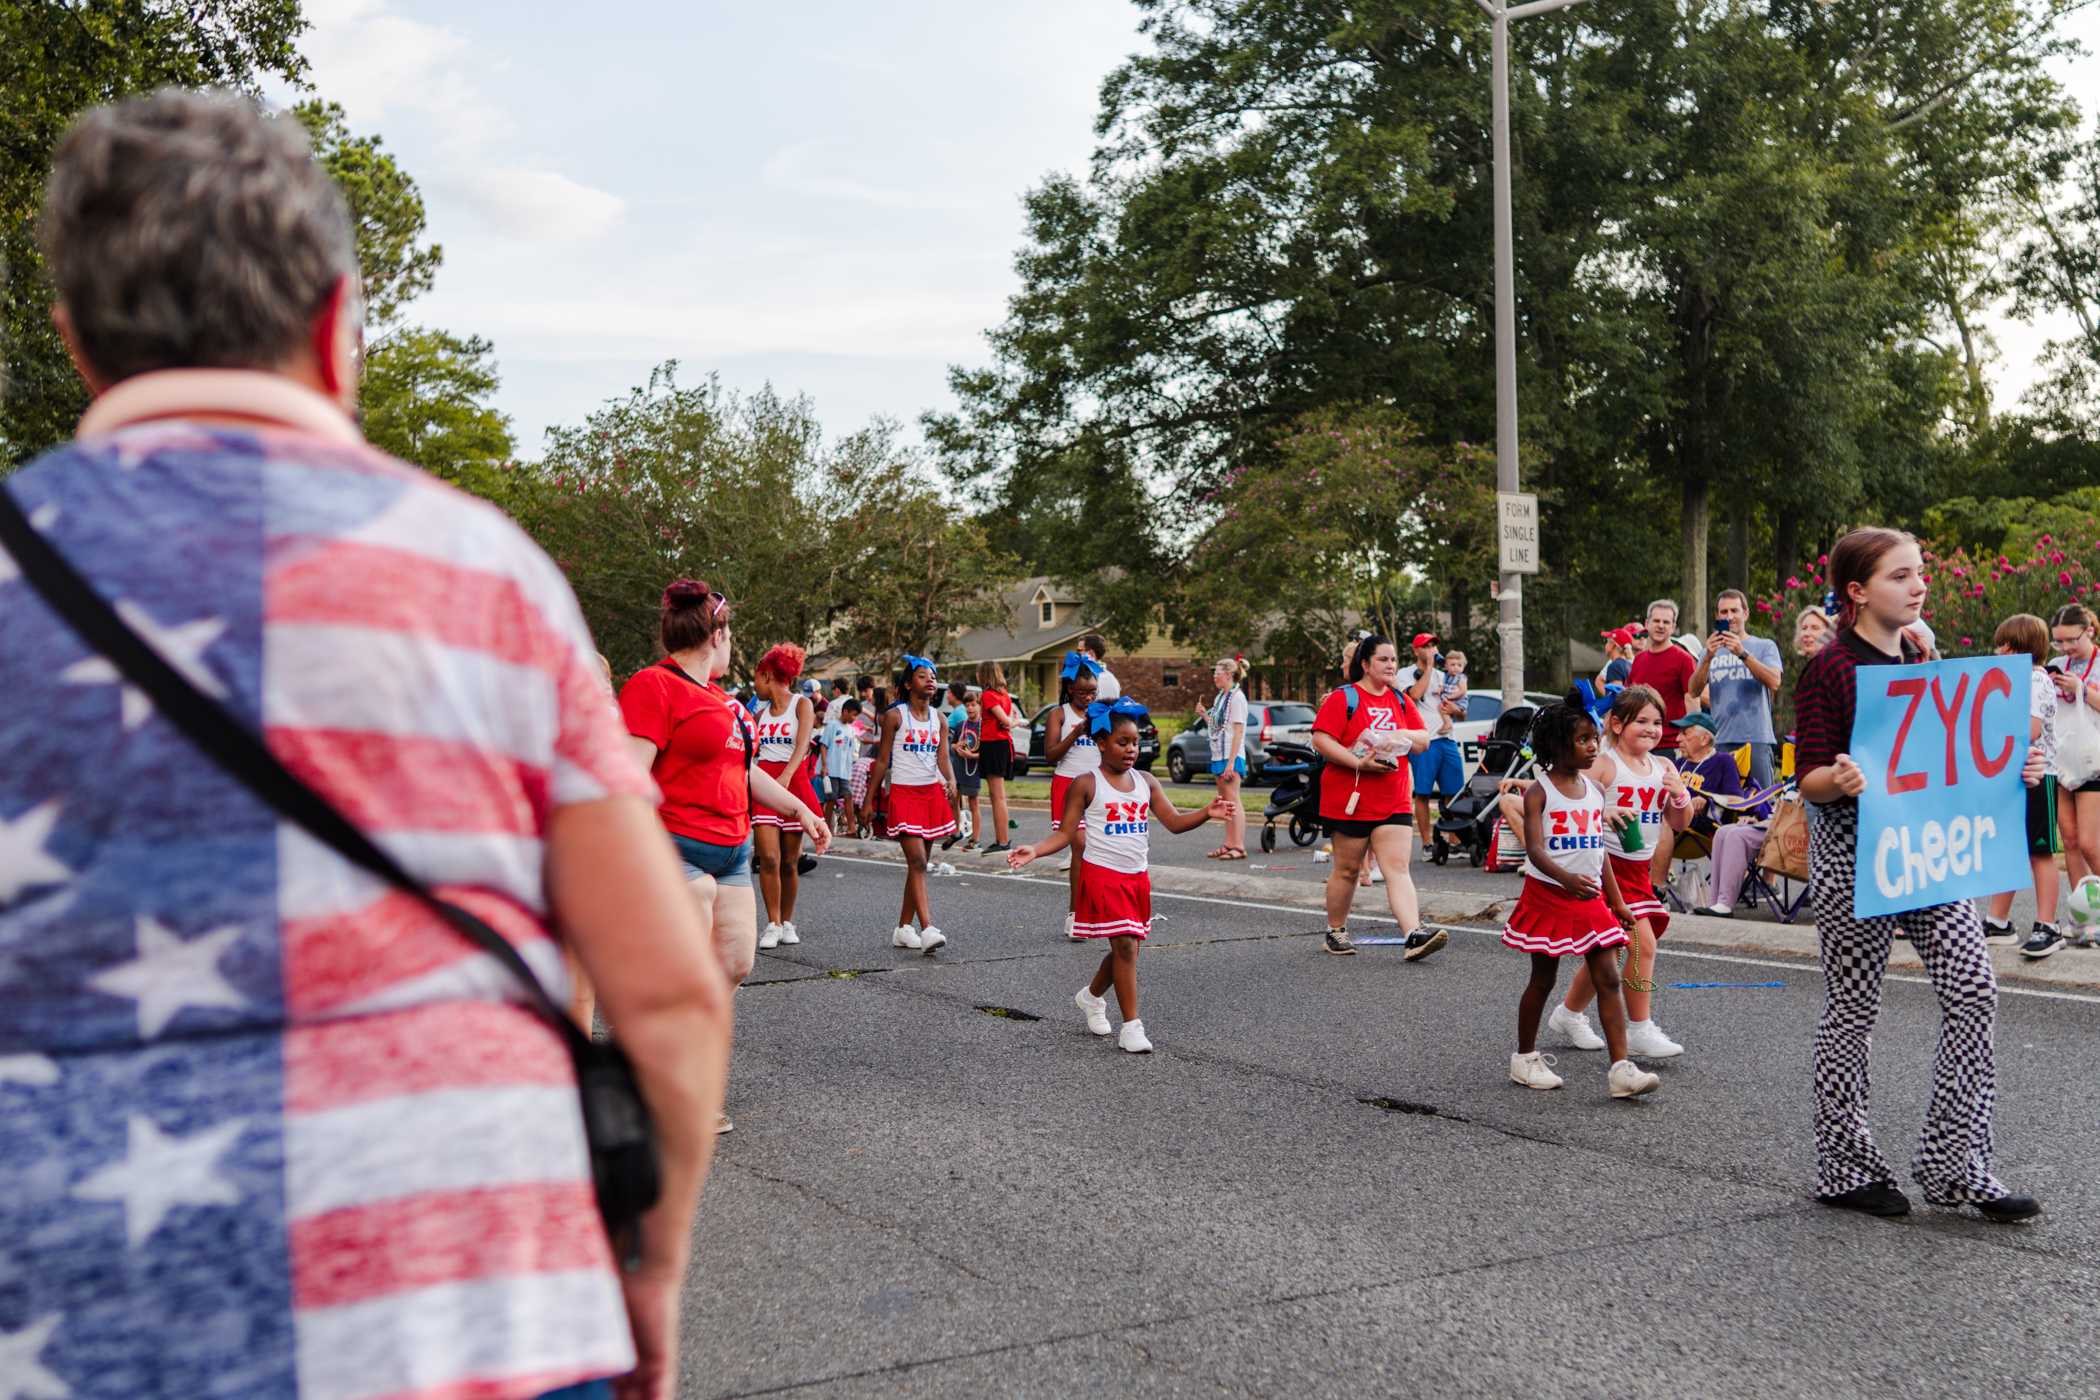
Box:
[1257,739,1323,852]
[1431,705,1541,869]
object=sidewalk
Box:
[829,833,2100,993]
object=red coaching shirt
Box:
[1629,644,1696,749]
[1313,683,1422,822]
[620,661,752,845]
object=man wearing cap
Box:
[1629,599,1697,752]
[1402,633,1466,853]
[1688,589,1784,790]
[1597,626,1638,688]
[1667,710,1772,915]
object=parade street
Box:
[683,854,2100,1399]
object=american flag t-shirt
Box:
[0,421,653,1399]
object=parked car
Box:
[1012,703,1159,777]
[1164,701,1317,784]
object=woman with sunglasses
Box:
[621,580,831,1133]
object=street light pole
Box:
[1476,0,1592,710]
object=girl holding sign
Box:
[1793,528,2040,1224]
[1549,686,1694,1059]
[1503,694,1661,1099]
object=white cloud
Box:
[449,169,627,243]
[761,141,980,212]
[298,0,622,245]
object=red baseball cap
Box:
[1600,626,1637,647]
[1411,632,1438,649]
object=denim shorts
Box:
[534,1381,611,1400]
[1210,756,1248,777]
[671,832,753,887]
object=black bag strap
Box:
[0,485,583,1051]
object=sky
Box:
[295,0,2100,461]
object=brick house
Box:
[933,578,1208,718]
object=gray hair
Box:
[39,89,358,384]
[1646,598,1679,621]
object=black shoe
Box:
[1983,917,2016,945]
[1693,904,1735,918]
[1976,1194,2043,1224]
[2020,924,2065,960]
[1817,1181,1911,1217]
[1401,926,1449,961]
[940,833,960,851]
[1323,929,1357,956]
[796,854,819,875]
[981,841,1010,854]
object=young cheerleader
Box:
[1504,695,1661,1100]
[752,644,821,950]
[868,655,959,953]
[1010,699,1235,1052]
[1548,685,1693,1058]
[1045,651,1103,936]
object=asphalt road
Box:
[680,855,2100,1398]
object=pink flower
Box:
[2041,533,2054,545]
[1961,637,1973,648]
[1952,567,1966,578]
[2062,571,2077,588]
[1818,554,1829,565]
[1787,576,1801,589]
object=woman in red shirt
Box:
[1309,633,1445,959]
[621,582,830,1129]
[975,660,1021,853]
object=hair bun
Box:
[663,579,710,610]
[1562,687,1587,710]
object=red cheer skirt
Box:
[753,759,822,830]
[1609,853,1670,939]
[887,781,957,841]
[1073,861,1151,940]
[1049,774,1078,830]
[1502,876,1628,957]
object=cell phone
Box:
[1713,617,1731,637]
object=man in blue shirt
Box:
[1690,589,1784,790]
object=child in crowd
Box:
[1984,614,2066,955]
[850,688,884,837]
[954,694,985,849]
[869,656,958,953]
[1504,694,1661,1099]
[1549,685,1693,1060]
[1010,700,1234,1052]
[1442,649,1469,712]
[821,698,863,838]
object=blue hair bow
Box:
[1571,679,1618,722]
[900,653,935,677]
[1087,697,1150,734]
[1060,651,1105,681]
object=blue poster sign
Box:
[1850,657,2029,918]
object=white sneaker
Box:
[759,922,783,950]
[1509,1051,1563,1090]
[918,926,947,955]
[1065,912,1083,941]
[1369,865,1385,884]
[1609,1058,1661,1098]
[1056,859,1072,872]
[892,924,921,950]
[777,921,800,945]
[1118,1019,1154,1053]
[1548,1004,1606,1051]
[1075,987,1112,1036]
[1624,1020,1684,1059]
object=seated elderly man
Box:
[1667,712,1775,916]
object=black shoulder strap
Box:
[0,486,582,1048]
[659,659,753,770]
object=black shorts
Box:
[1324,812,1413,839]
[2029,776,2061,856]
[978,738,1013,781]
[2063,775,2100,796]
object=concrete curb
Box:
[823,837,2100,992]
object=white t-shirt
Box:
[1398,666,1454,737]
[2029,665,2059,768]
[1208,687,1249,762]
[1092,665,1122,701]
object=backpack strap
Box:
[1343,684,1360,721]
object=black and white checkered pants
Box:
[1807,801,2004,1203]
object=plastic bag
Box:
[2058,688,2100,789]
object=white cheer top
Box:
[1082,767,1152,875]
[754,700,799,765]
[1599,746,1669,859]
[1054,704,1102,779]
[1520,774,1608,884]
[891,705,944,786]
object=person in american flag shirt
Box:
[0,91,734,1399]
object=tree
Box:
[1,0,308,466]
[2008,133,2100,431]
[1175,405,1495,672]
[357,328,515,489]
[510,364,1010,676]
[930,0,2090,656]
[291,100,440,328]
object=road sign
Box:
[1497,491,1539,575]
